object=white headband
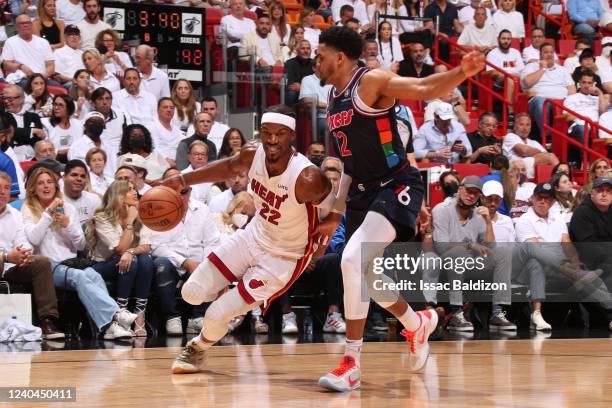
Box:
[260,112,296,131]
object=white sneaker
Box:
[104,321,133,340]
[186,317,203,334]
[401,310,438,372]
[227,315,245,332]
[318,356,361,392]
[323,312,346,334]
[531,310,552,331]
[166,317,183,336]
[115,309,137,330]
[282,312,298,334]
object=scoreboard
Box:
[100,2,206,85]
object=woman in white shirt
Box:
[300,7,321,56]
[68,69,94,120]
[283,25,306,61]
[492,0,526,39]
[95,29,133,79]
[42,94,83,159]
[549,171,576,223]
[87,180,155,337]
[270,1,291,46]
[86,147,114,196]
[368,0,402,35]
[82,49,121,93]
[171,79,201,134]
[22,166,137,340]
[376,21,403,71]
[24,74,54,117]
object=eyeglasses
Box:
[2,96,21,102]
[190,153,207,158]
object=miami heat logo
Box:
[105,11,122,28]
[249,279,267,289]
[183,17,200,34]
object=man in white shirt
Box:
[492,0,525,38]
[201,97,229,153]
[414,102,472,163]
[150,98,183,167]
[562,69,608,164]
[112,68,157,127]
[457,7,497,54]
[151,168,221,335]
[522,28,558,64]
[182,141,213,204]
[502,113,559,178]
[57,0,86,26]
[482,180,515,242]
[208,171,249,213]
[486,30,525,119]
[563,38,593,73]
[458,0,493,26]
[2,84,45,161]
[239,13,283,68]
[0,172,64,340]
[77,0,111,50]
[332,0,368,26]
[299,60,333,141]
[114,165,149,196]
[514,182,612,330]
[116,154,151,196]
[1,14,55,81]
[34,140,57,162]
[221,0,256,49]
[63,159,102,224]
[521,43,576,135]
[135,45,171,100]
[52,25,85,87]
[91,87,131,171]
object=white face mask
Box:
[232,213,249,228]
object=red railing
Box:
[527,0,572,40]
[433,33,520,135]
[542,98,610,180]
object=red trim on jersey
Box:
[332,67,368,98]
[259,202,318,315]
[237,279,256,304]
[208,252,238,283]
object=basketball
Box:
[138,186,185,232]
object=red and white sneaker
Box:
[401,310,438,373]
[318,356,361,392]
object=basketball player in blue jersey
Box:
[314,26,485,392]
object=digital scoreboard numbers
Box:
[101,2,206,85]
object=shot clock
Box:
[101,2,206,85]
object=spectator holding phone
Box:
[466,112,502,165]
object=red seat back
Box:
[535,164,554,183]
[452,163,490,178]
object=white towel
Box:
[0,318,42,342]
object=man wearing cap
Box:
[482,180,516,242]
[117,154,151,196]
[160,105,335,374]
[68,111,114,177]
[415,102,472,164]
[63,159,101,224]
[432,175,515,332]
[52,25,85,87]
[514,181,612,330]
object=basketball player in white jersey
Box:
[161,106,335,374]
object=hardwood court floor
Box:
[1,339,611,408]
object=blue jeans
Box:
[572,23,596,40]
[528,96,553,142]
[51,261,118,330]
[153,257,207,319]
[92,254,154,302]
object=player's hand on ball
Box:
[461,48,485,77]
[159,176,184,192]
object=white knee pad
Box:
[181,260,229,305]
[202,288,256,342]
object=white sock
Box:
[398,307,421,332]
[191,334,213,350]
[345,338,363,367]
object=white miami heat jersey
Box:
[247,145,317,259]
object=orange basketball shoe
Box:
[318,356,361,392]
[401,310,438,373]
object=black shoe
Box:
[369,313,388,331]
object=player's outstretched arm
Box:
[367,49,485,102]
[161,142,258,190]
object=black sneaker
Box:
[369,312,388,331]
[489,311,517,331]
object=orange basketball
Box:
[138,186,186,232]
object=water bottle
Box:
[303,308,313,341]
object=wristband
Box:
[331,208,344,215]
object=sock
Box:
[492,304,503,316]
[397,307,421,332]
[117,297,128,309]
[135,298,148,314]
[345,338,363,367]
[191,333,214,351]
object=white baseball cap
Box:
[434,102,455,121]
[482,180,503,198]
[84,111,105,122]
[118,153,148,171]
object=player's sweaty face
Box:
[261,123,293,161]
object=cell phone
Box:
[56,207,64,215]
[453,140,462,146]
